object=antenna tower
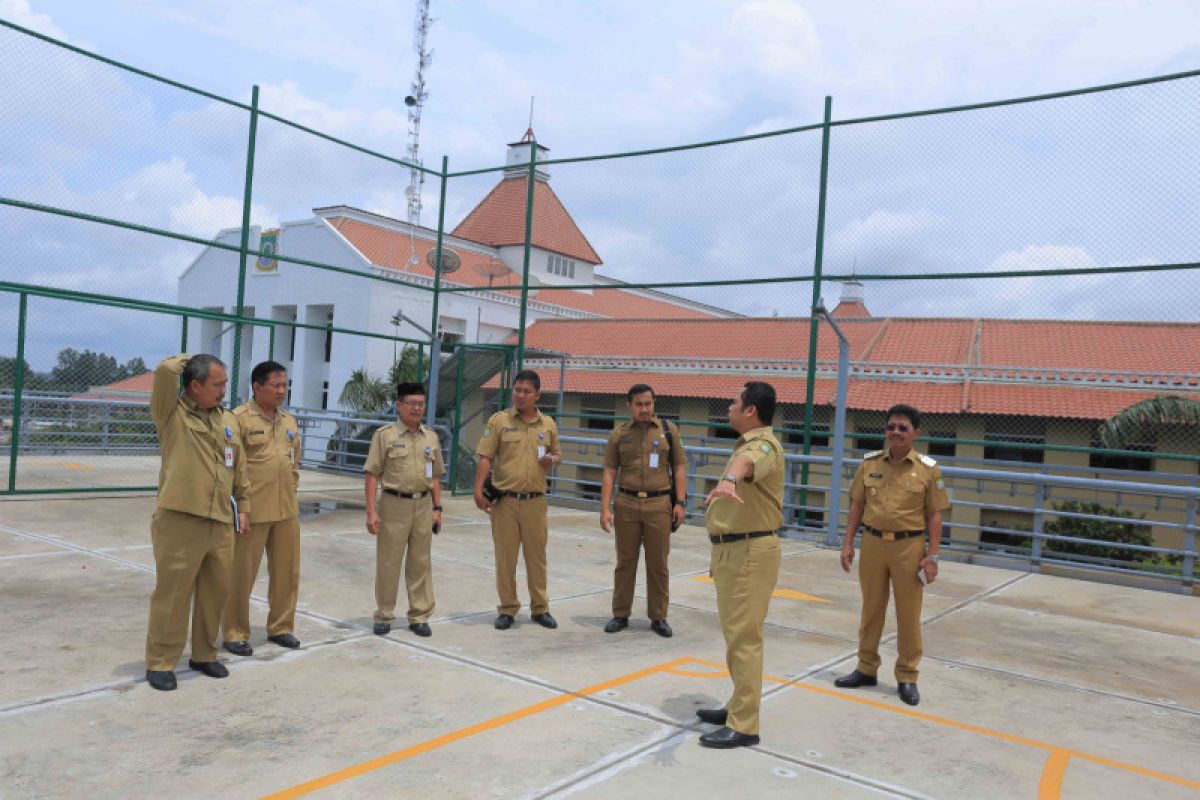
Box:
[405,0,433,229]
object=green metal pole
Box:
[424,155,450,425]
[231,84,260,403]
[800,96,833,516]
[515,139,537,372]
[7,293,27,491]
[268,324,276,361]
[179,314,188,352]
[449,350,465,494]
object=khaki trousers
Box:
[490,495,549,616]
[612,493,671,620]
[374,494,435,624]
[856,532,925,682]
[145,509,234,671]
[222,517,301,641]
[713,534,781,736]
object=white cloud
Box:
[0,0,66,38]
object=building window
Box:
[854,430,884,453]
[983,433,1044,464]
[323,312,333,363]
[926,431,956,459]
[287,378,293,406]
[1089,439,1154,472]
[785,425,829,449]
[708,399,738,440]
[321,380,329,411]
[580,399,615,431]
[548,254,577,278]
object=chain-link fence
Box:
[1,19,1197,587]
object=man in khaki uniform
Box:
[695,381,784,749]
[365,382,445,637]
[600,383,687,637]
[145,353,250,692]
[473,369,561,631]
[837,403,951,707]
[222,361,302,657]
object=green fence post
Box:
[268,324,276,361]
[7,293,28,492]
[515,140,537,372]
[231,84,260,402]
[800,95,833,519]
[179,314,188,352]
[425,154,450,427]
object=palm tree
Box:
[338,368,392,416]
[1097,395,1200,449]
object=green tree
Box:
[388,345,429,387]
[1042,500,1159,564]
[49,348,149,391]
[1097,395,1200,449]
[338,368,392,415]
[0,357,51,390]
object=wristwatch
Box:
[721,472,738,484]
[673,500,685,508]
[928,554,940,563]
[432,505,443,512]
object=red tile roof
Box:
[326,216,715,320]
[451,178,602,265]
[516,317,1200,420]
[77,371,155,400]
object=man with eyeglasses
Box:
[364,382,444,637]
[836,403,950,706]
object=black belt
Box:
[502,491,544,500]
[709,530,777,544]
[865,526,924,541]
[619,488,672,498]
[383,489,429,499]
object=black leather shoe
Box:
[604,617,628,633]
[408,622,432,637]
[696,708,728,725]
[223,640,253,657]
[650,619,673,638]
[898,683,920,706]
[834,670,878,689]
[532,612,558,629]
[188,660,229,679]
[373,622,391,636]
[494,614,514,630]
[268,633,301,649]
[699,726,760,749]
[146,670,177,691]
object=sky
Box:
[1,0,1199,369]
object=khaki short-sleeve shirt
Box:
[704,426,784,535]
[603,417,686,493]
[151,354,251,523]
[234,400,301,523]
[364,422,445,494]
[475,408,560,493]
[849,449,951,532]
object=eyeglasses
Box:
[885,423,911,432]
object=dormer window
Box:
[548,254,576,278]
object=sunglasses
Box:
[885,423,911,432]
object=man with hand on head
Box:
[222,361,302,657]
[599,383,687,637]
[144,353,250,692]
[695,381,784,749]
[364,382,444,638]
[836,403,950,707]
[474,370,561,631]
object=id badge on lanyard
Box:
[425,446,434,479]
[287,429,296,464]
[224,425,234,468]
[649,439,660,469]
[537,431,546,460]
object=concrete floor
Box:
[1,472,1198,799]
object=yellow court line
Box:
[262,658,690,800]
[265,655,1200,799]
[691,575,834,604]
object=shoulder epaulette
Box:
[863,449,885,459]
[919,454,937,467]
[232,405,248,416]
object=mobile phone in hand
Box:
[917,565,930,585]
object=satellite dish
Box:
[473,257,511,287]
[525,274,542,298]
[404,95,418,107]
[425,248,462,274]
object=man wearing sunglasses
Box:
[836,404,950,706]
